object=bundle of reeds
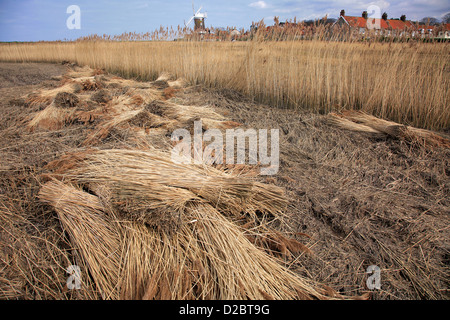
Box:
[82,95,148,145]
[25,67,240,146]
[65,65,100,79]
[0,199,90,299]
[39,176,350,300]
[155,101,239,131]
[25,83,78,107]
[118,203,319,300]
[328,110,450,148]
[3,38,449,131]
[167,78,187,89]
[162,102,224,122]
[30,64,366,299]
[339,110,406,137]
[125,86,162,103]
[46,149,286,222]
[90,89,112,104]
[38,180,122,299]
[151,72,173,89]
[27,102,79,131]
[54,92,80,109]
[326,113,386,138]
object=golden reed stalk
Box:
[0,37,448,130]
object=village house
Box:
[416,23,450,39]
[417,25,435,37]
[437,24,450,39]
[333,10,419,38]
[250,9,449,41]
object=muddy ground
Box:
[0,62,448,300]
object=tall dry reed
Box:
[0,39,448,130]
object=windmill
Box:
[185,2,207,32]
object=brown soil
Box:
[0,62,448,300]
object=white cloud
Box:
[249,1,268,9]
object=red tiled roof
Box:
[343,16,366,28]
[386,20,416,30]
[387,19,406,30]
[343,16,390,29]
[404,21,415,29]
[445,23,450,31]
[367,18,389,29]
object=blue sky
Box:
[0,0,449,41]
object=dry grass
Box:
[0,40,448,130]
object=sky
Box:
[0,0,449,41]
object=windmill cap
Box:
[195,12,207,18]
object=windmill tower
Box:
[185,2,207,32]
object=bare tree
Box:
[442,12,450,24]
[420,17,440,25]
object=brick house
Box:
[334,10,417,37]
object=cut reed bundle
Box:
[131,201,333,300]
[339,110,405,137]
[326,113,385,138]
[168,78,187,89]
[107,77,154,89]
[38,180,122,300]
[329,110,450,148]
[143,100,236,131]
[82,95,146,145]
[26,83,78,107]
[404,126,450,148]
[163,102,224,123]
[47,149,287,222]
[24,66,238,146]
[27,103,78,131]
[156,101,236,131]
[65,65,100,79]
[38,179,350,300]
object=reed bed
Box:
[0,39,448,130]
